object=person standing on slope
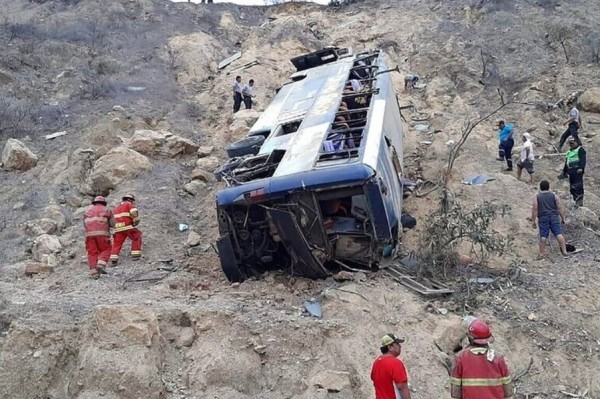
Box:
[371,333,412,399]
[83,196,115,279]
[110,193,142,265]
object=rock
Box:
[333,271,354,281]
[25,218,58,236]
[12,202,25,210]
[529,81,546,92]
[53,148,95,186]
[583,131,597,138]
[84,147,152,194]
[0,69,13,84]
[127,130,199,157]
[44,205,68,231]
[75,305,165,398]
[176,327,196,348]
[86,305,160,348]
[571,206,600,230]
[578,88,600,113]
[166,135,199,157]
[229,109,261,138]
[65,194,83,208]
[32,234,62,262]
[186,230,202,247]
[1,139,38,171]
[434,324,467,355]
[112,105,125,112]
[195,156,220,170]
[190,168,213,182]
[184,181,207,196]
[25,263,55,276]
[354,272,367,282]
[128,130,167,156]
[528,312,538,321]
[310,370,351,393]
[197,146,214,157]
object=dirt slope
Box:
[1,0,600,398]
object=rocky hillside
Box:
[1,0,600,398]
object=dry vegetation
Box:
[1,0,600,398]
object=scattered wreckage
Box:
[215,46,407,282]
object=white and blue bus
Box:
[215,46,405,282]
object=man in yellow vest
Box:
[560,137,586,206]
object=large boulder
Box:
[83,147,152,194]
[229,109,261,138]
[127,130,199,157]
[73,305,165,399]
[32,234,62,262]
[1,138,38,171]
[25,218,58,236]
[579,88,600,113]
[53,148,95,186]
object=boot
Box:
[575,196,583,207]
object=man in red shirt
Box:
[450,320,513,399]
[371,333,412,399]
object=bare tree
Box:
[418,91,514,278]
[545,23,573,63]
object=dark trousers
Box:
[567,168,584,205]
[243,95,252,110]
[233,92,243,113]
[498,138,514,169]
[559,122,581,149]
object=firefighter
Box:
[450,320,514,399]
[110,193,142,265]
[560,137,587,206]
[83,196,115,279]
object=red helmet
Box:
[122,192,136,201]
[92,196,107,205]
[468,320,494,345]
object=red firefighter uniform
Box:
[110,193,142,264]
[83,196,115,279]
[450,346,513,399]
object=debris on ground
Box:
[462,174,494,186]
[303,300,322,318]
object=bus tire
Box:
[226,136,265,158]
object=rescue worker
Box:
[560,137,586,206]
[371,333,412,399]
[110,193,142,265]
[496,120,514,171]
[450,320,513,399]
[83,196,115,279]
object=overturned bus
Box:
[215,46,405,282]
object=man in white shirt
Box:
[242,79,255,110]
[232,75,243,113]
[517,132,535,183]
[558,101,583,149]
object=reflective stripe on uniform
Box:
[131,250,141,256]
[114,212,132,218]
[85,231,110,237]
[84,216,109,223]
[450,377,512,387]
[110,255,119,260]
[114,225,134,232]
